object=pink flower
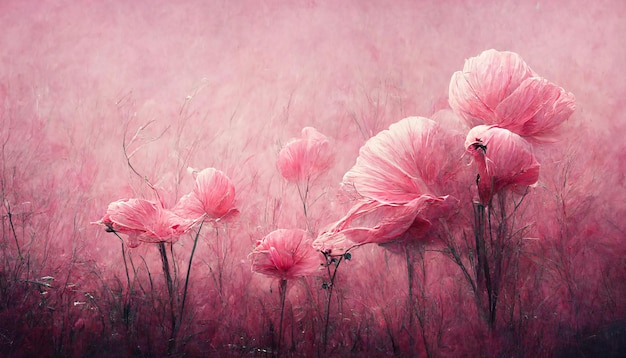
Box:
[449,49,575,141]
[313,195,456,255]
[174,168,238,222]
[342,116,461,204]
[250,229,322,280]
[313,195,449,255]
[96,198,193,248]
[277,127,334,183]
[317,116,460,254]
[465,125,540,204]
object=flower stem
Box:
[277,279,288,357]
[296,179,311,233]
[322,253,345,353]
[6,205,23,261]
[180,221,204,327]
[406,246,415,353]
[158,242,176,355]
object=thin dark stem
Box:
[296,178,311,233]
[323,280,334,352]
[110,231,133,327]
[216,226,224,295]
[405,247,416,354]
[322,253,345,353]
[111,232,132,296]
[7,205,24,279]
[120,241,132,327]
[485,203,495,328]
[406,246,432,358]
[170,243,178,287]
[180,221,204,327]
[441,227,477,294]
[416,249,433,358]
[140,255,154,292]
[6,206,23,261]
[277,279,288,358]
[158,242,176,356]
[474,201,495,329]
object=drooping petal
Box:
[465,126,540,204]
[250,229,322,280]
[101,199,151,234]
[495,77,576,141]
[342,117,459,203]
[313,195,447,254]
[449,49,534,128]
[100,198,193,246]
[277,127,334,183]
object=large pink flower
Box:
[317,116,461,254]
[313,196,446,255]
[465,125,540,204]
[250,229,322,280]
[277,127,334,183]
[449,49,575,141]
[97,198,193,248]
[342,116,461,204]
[174,168,238,222]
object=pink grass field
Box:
[1,0,625,356]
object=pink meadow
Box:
[1,1,625,357]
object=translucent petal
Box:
[343,117,457,203]
[277,127,334,183]
[250,229,321,280]
[495,77,576,140]
[449,49,534,128]
[193,168,237,219]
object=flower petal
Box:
[277,127,334,183]
[449,49,534,128]
[172,192,206,222]
[193,168,237,219]
[342,117,459,203]
[495,77,576,140]
[314,195,444,252]
[103,198,193,245]
[466,126,540,204]
[250,229,321,280]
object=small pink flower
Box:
[342,116,461,204]
[250,229,322,280]
[313,195,449,254]
[449,49,575,141]
[277,127,334,183]
[465,125,540,204]
[96,198,193,248]
[174,168,238,222]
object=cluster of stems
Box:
[320,250,351,353]
[109,221,205,356]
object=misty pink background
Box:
[1,0,625,354]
